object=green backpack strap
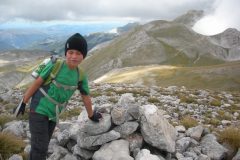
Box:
[77,67,89,95]
[77,66,84,82]
[43,58,84,87]
[43,59,64,86]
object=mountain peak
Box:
[211,28,240,48]
[173,10,204,27]
[222,28,240,35]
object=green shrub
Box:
[0,115,14,128]
[0,132,25,159]
[218,127,240,151]
[217,110,232,121]
[179,95,196,104]
[60,107,82,120]
[210,99,221,106]
[105,88,116,93]
[229,104,239,114]
[4,103,16,110]
[17,112,30,121]
[172,108,180,114]
[91,91,102,97]
[108,97,118,103]
[217,110,225,117]
[131,89,148,97]
[148,97,160,103]
[180,116,198,129]
[1,100,9,105]
[106,91,113,96]
[0,97,3,103]
[208,118,221,127]
[203,111,212,119]
[115,89,129,95]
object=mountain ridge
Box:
[81,19,239,80]
[0,23,137,53]
[1,10,240,98]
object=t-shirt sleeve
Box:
[78,73,90,95]
[39,61,54,80]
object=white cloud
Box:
[193,0,240,35]
[0,0,239,35]
[0,0,213,22]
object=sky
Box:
[0,0,239,35]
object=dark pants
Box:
[29,112,56,160]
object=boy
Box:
[14,33,102,160]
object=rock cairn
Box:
[2,83,240,160]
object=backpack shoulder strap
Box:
[77,67,89,95]
[43,58,64,85]
[77,66,84,82]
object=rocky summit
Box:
[1,83,240,160]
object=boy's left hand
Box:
[13,98,26,117]
[89,110,102,122]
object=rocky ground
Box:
[87,83,240,129]
[1,83,240,160]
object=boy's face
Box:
[65,49,83,69]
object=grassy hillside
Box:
[0,51,50,98]
[94,61,240,91]
[81,20,229,81]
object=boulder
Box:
[92,139,133,160]
[200,134,228,160]
[139,105,176,153]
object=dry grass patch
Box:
[217,110,232,121]
[0,115,14,128]
[115,89,129,95]
[218,127,240,151]
[0,132,25,159]
[205,118,221,127]
[148,97,160,104]
[91,91,102,97]
[4,103,16,111]
[180,116,198,129]
[106,91,113,96]
[60,107,82,120]
[179,95,197,104]
[228,104,240,114]
[108,97,118,104]
[209,99,221,106]
[131,89,149,97]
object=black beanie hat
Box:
[65,33,88,58]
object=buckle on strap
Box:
[39,87,67,125]
[39,87,67,107]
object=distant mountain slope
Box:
[116,22,140,33]
[0,29,48,51]
[81,18,239,80]
[209,28,240,61]
[85,33,118,51]
[0,23,138,54]
[0,40,14,51]
[0,50,50,100]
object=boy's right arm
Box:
[23,77,44,104]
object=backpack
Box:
[32,55,84,86]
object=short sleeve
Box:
[39,61,54,80]
[78,73,90,95]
